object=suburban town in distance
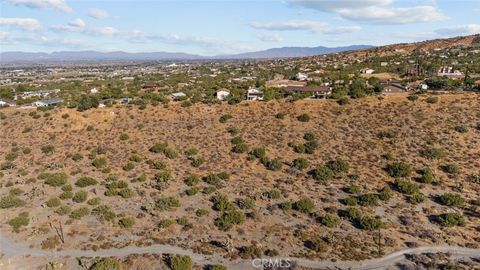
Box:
[0,1,479,270]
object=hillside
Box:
[0,93,479,269]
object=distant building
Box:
[246,87,264,101]
[437,66,463,78]
[122,77,135,81]
[0,99,16,107]
[266,80,307,88]
[285,86,332,99]
[380,62,388,67]
[171,92,187,100]
[142,82,159,89]
[34,98,63,107]
[90,87,99,94]
[22,89,60,98]
[215,88,230,101]
[360,68,375,74]
[418,83,428,90]
[296,72,308,81]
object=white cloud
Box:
[7,0,72,13]
[290,0,392,11]
[91,26,120,36]
[434,24,480,36]
[50,18,85,32]
[255,33,284,42]
[0,17,42,31]
[87,8,110,19]
[289,0,447,24]
[250,20,361,34]
[338,6,447,24]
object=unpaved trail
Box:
[1,233,479,269]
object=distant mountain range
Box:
[0,45,372,63]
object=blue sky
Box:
[1,0,479,55]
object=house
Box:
[418,83,428,90]
[142,82,159,89]
[296,73,308,81]
[437,66,463,78]
[0,99,16,107]
[382,82,407,95]
[266,80,307,88]
[215,88,230,101]
[360,68,375,74]
[380,62,388,67]
[90,87,98,94]
[122,77,135,81]
[246,87,264,101]
[22,89,60,99]
[34,98,63,107]
[171,92,187,100]
[285,86,332,99]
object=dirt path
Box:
[1,233,479,269]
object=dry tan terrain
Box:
[0,93,479,269]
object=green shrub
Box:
[169,255,192,270]
[71,153,83,161]
[185,187,199,196]
[148,159,166,170]
[190,157,204,167]
[211,195,235,211]
[232,143,249,153]
[425,96,439,104]
[320,214,340,228]
[420,147,445,160]
[195,208,209,216]
[343,207,362,221]
[184,148,198,157]
[46,197,61,207]
[91,258,124,270]
[358,193,379,206]
[275,113,285,119]
[39,172,68,187]
[291,158,309,170]
[442,163,460,175]
[303,132,316,141]
[394,179,420,195]
[219,114,233,123]
[0,161,15,170]
[265,158,282,171]
[87,197,101,206]
[326,158,350,176]
[293,198,315,213]
[419,168,436,184]
[454,125,468,133]
[409,193,426,204]
[91,205,115,221]
[119,217,135,228]
[55,205,71,215]
[92,157,107,168]
[119,133,129,141]
[337,97,350,105]
[149,142,168,153]
[279,201,292,210]
[41,145,55,155]
[345,184,361,194]
[297,114,310,122]
[343,196,358,206]
[123,162,135,171]
[304,140,319,154]
[359,216,383,230]
[184,175,200,186]
[237,198,255,209]
[378,186,392,201]
[310,166,334,182]
[9,188,23,196]
[438,193,465,207]
[231,136,244,145]
[72,190,87,203]
[59,191,73,200]
[163,147,178,159]
[8,212,29,231]
[209,265,227,270]
[386,162,412,178]
[436,213,466,227]
[75,177,97,187]
[263,189,281,199]
[129,155,142,162]
[158,219,174,228]
[0,195,26,208]
[214,210,245,230]
[69,207,90,219]
[250,147,266,159]
[155,197,180,211]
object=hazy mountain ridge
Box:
[0,45,372,63]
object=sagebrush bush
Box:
[385,162,412,178]
[75,177,97,187]
[293,197,314,213]
[38,172,68,187]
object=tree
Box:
[77,95,99,111]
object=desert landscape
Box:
[1,92,479,269]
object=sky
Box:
[0,0,479,55]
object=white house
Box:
[360,68,375,74]
[418,83,428,90]
[171,92,187,100]
[246,87,264,101]
[0,99,16,107]
[34,99,63,107]
[215,88,230,101]
[296,72,308,81]
[90,87,98,94]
